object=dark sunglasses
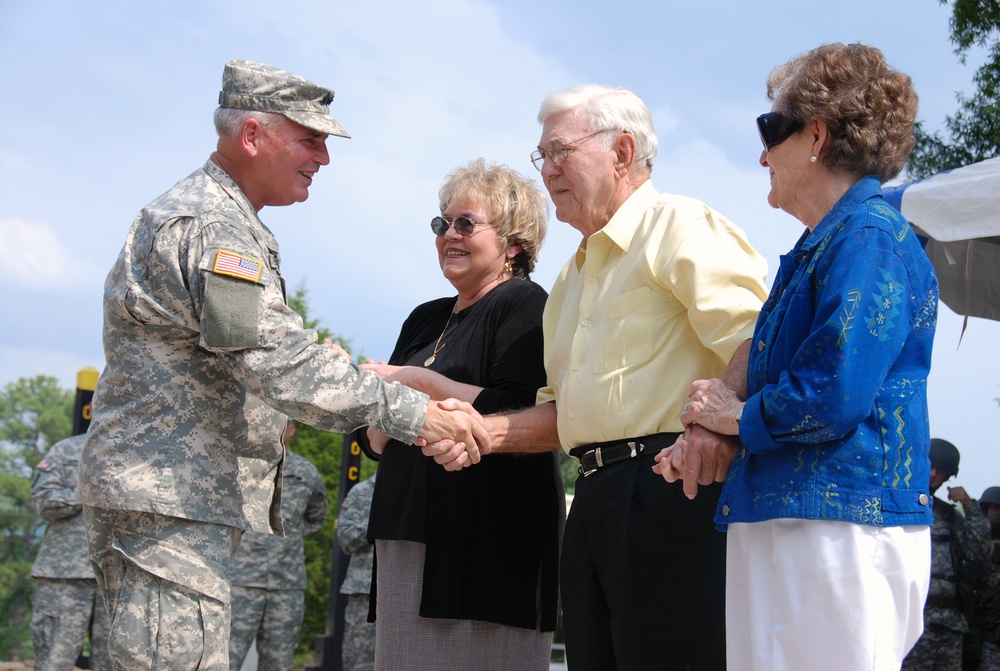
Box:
[756,112,804,150]
[430,215,490,236]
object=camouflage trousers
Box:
[228,586,304,671]
[84,506,241,671]
[31,577,112,671]
[902,623,964,671]
[342,594,375,671]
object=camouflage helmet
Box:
[981,486,1000,507]
[929,438,960,477]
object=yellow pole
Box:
[73,366,100,435]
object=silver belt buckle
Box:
[581,448,599,477]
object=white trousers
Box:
[726,519,930,671]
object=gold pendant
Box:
[424,355,435,367]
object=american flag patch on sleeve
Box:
[212,250,263,283]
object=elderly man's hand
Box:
[680,378,743,436]
[652,424,738,499]
[416,399,490,471]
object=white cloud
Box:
[0,218,104,291]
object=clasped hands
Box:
[416,398,490,470]
[360,357,489,471]
[365,397,489,471]
[652,378,743,500]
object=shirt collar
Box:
[202,159,279,249]
[203,159,260,223]
[799,175,884,252]
[575,180,658,270]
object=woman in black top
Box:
[361,159,563,670]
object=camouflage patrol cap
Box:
[219,60,350,138]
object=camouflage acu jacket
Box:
[81,160,427,533]
[30,434,94,579]
[231,452,328,590]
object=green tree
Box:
[908,0,1000,177]
[0,376,74,661]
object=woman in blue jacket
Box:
[660,42,938,671]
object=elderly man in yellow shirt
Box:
[425,84,767,671]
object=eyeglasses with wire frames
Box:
[430,215,492,237]
[530,129,615,171]
[756,111,804,150]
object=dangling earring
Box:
[504,258,513,274]
[810,156,818,163]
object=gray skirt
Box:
[374,539,553,671]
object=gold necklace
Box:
[423,310,455,367]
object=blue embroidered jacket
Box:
[717,176,938,528]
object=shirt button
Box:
[739,449,746,459]
[757,340,765,352]
[573,364,580,371]
[918,494,929,505]
[722,505,731,516]
[589,277,596,283]
[581,320,588,327]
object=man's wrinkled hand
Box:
[680,378,742,435]
[652,424,737,499]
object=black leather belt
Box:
[570,433,680,477]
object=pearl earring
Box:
[810,156,818,163]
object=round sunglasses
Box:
[430,215,492,236]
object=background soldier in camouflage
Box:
[969,486,1000,671]
[335,473,376,671]
[80,59,489,671]
[904,439,992,671]
[229,419,328,671]
[30,433,111,671]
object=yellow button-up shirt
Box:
[537,180,768,452]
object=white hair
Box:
[538,84,658,171]
[213,107,282,138]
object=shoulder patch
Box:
[212,249,263,283]
[36,458,53,472]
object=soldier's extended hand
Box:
[416,399,490,470]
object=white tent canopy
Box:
[884,157,1000,322]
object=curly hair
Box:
[439,159,548,278]
[766,43,918,182]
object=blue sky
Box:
[2,0,998,498]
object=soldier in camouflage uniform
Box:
[30,433,111,671]
[229,419,328,671]
[968,486,1000,671]
[335,473,376,671]
[903,439,992,671]
[79,59,489,671]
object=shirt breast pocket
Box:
[598,286,653,374]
